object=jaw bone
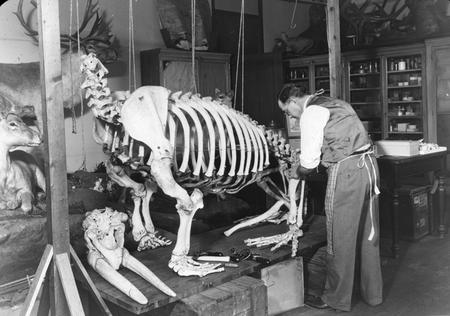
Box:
[83,208,176,304]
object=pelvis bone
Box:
[82,208,176,304]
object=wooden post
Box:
[326,0,341,99]
[26,0,84,315]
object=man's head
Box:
[277,84,310,118]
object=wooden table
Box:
[377,150,448,258]
[77,216,326,315]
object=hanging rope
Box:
[75,0,87,170]
[68,0,77,134]
[241,0,245,113]
[128,0,137,92]
[190,0,198,94]
[289,0,298,30]
[233,0,245,111]
[233,0,244,109]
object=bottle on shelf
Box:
[398,58,406,71]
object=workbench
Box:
[377,150,448,258]
[77,216,326,315]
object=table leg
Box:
[391,191,400,258]
[438,175,447,238]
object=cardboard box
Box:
[375,140,420,157]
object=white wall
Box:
[0,0,166,172]
[213,0,311,52]
[0,0,310,171]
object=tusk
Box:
[122,249,176,297]
[92,257,148,305]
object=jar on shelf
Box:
[374,61,379,73]
[359,64,365,74]
[398,58,406,71]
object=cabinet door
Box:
[314,64,330,96]
[426,37,450,165]
[385,53,424,140]
[347,58,383,141]
[162,60,198,93]
[242,53,284,128]
[198,58,230,97]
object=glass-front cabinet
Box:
[347,58,382,141]
[284,44,432,143]
[385,54,424,140]
[343,44,426,141]
[314,64,330,96]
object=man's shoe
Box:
[304,295,329,309]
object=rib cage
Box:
[99,92,272,195]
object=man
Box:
[278,84,383,312]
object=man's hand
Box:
[296,165,315,179]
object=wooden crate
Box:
[260,258,304,316]
[160,276,267,316]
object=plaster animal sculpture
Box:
[0,0,118,134]
[81,53,306,277]
[0,104,45,213]
[82,207,176,304]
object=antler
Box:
[13,0,38,44]
[14,0,117,62]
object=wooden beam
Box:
[37,0,71,314]
[55,254,85,316]
[21,245,53,316]
[326,0,341,98]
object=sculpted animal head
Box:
[0,112,42,149]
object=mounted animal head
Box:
[0,111,42,150]
[15,0,118,64]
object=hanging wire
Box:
[241,0,245,113]
[68,0,77,133]
[129,0,137,92]
[233,0,245,109]
[289,0,298,30]
[76,0,87,171]
[190,0,198,94]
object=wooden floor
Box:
[77,216,326,315]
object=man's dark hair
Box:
[277,84,307,103]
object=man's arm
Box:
[297,105,330,177]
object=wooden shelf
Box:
[350,72,380,77]
[388,100,422,104]
[388,115,421,118]
[352,102,380,105]
[287,78,309,82]
[387,85,421,89]
[350,87,381,91]
[315,75,329,79]
[387,68,422,74]
[388,131,423,134]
